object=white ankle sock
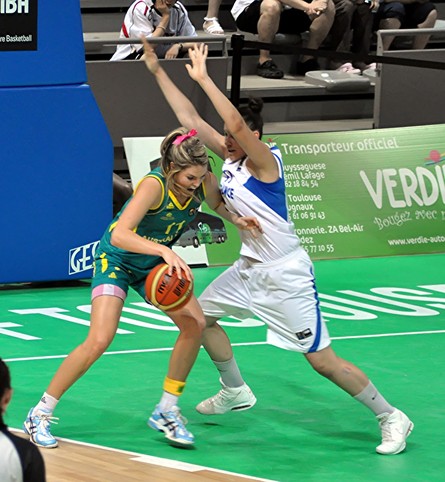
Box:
[34,392,59,415]
[213,357,244,388]
[354,381,394,416]
[158,391,179,412]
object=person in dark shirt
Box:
[0,358,46,482]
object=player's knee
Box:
[310,359,335,378]
[177,313,207,335]
[82,337,112,359]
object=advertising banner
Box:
[0,0,37,51]
[269,124,445,260]
[205,124,445,264]
[124,124,445,269]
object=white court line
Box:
[10,429,277,482]
[4,330,445,363]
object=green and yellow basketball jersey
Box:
[96,167,206,272]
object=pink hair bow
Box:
[172,129,198,146]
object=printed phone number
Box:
[301,242,335,254]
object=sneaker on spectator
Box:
[203,17,224,35]
[196,379,257,415]
[336,62,361,74]
[257,60,284,79]
[376,409,414,455]
[296,58,320,76]
[23,407,59,448]
[148,405,194,446]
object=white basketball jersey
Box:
[220,145,300,262]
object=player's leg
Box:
[24,290,125,448]
[148,295,206,446]
[305,346,414,455]
[196,261,257,414]
[253,247,413,455]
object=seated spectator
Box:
[328,0,377,73]
[203,0,225,34]
[110,0,197,61]
[0,358,46,482]
[375,0,437,50]
[232,0,335,78]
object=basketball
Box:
[145,263,193,311]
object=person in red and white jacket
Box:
[110,0,197,61]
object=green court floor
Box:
[2,253,445,481]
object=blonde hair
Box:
[159,127,209,200]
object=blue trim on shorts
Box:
[308,267,322,353]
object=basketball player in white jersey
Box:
[142,39,414,455]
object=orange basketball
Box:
[145,263,193,311]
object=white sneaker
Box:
[376,409,414,455]
[196,379,257,415]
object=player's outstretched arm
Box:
[141,37,225,159]
[186,43,276,178]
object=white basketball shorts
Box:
[199,247,331,353]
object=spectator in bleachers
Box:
[110,0,197,61]
[231,0,335,78]
[375,0,437,50]
[203,0,226,34]
[328,0,377,73]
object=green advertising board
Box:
[204,124,445,264]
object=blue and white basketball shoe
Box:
[23,407,59,448]
[148,405,194,447]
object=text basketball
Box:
[145,263,193,311]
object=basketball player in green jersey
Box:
[23,127,262,448]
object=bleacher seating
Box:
[80,0,445,173]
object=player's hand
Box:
[161,247,193,281]
[140,36,160,74]
[185,43,209,82]
[234,216,263,238]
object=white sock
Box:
[158,391,179,412]
[34,392,59,415]
[354,381,395,416]
[213,357,244,388]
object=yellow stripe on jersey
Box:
[135,174,165,211]
[169,190,193,210]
